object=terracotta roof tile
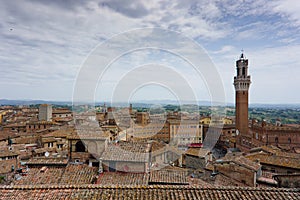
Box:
[219,153,261,172]
[101,142,150,162]
[0,185,299,199]
[25,158,68,165]
[0,148,19,158]
[97,172,149,186]
[246,152,300,170]
[12,164,97,185]
[149,169,188,185]
[185,148,210,158]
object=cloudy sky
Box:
[1,0,300,104]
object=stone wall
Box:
[0,158,18,174]
[185,155,206,169]
[274,174,300,188]
[215,162,256,187]
[102,161,146,173]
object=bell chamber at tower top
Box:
[234,52,251,91]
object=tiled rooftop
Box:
[149,169,188,185]
[97,172,149,186]
[42,126,107,140]
[27,121,59,125]
[0,131,18,141]
[33,147,56,154]
[188,177,213,188]
[12,164,98,185]
[42,128,74,138]
[3,123,26,128]
[0,148,19,158]
[101,142,150,162]
[214,174,247,187]
[250,146,300,159]
[219,153,261,172]
[25,158,68,165]
[246,152,300,170]
[185,148,210,158]
[13,166,65,185]
[0,185,299,200]
[67,132,108,140]
[41,137,57,143]
[52,109,72,114]
[59,164,98,185]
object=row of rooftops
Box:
[0,184,299,200]
[4,121,60,127]
[215,152,261,172]
[2,122,300,171]
[0,107,71,113]
[25,157,68,165]
[246,152,300,170]
[0,148,19,158]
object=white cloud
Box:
[271,0,300,26]
[0,0,299,103]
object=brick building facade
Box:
[233,53,251,150]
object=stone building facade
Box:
[38,104,52,122]
[213,153,261,187]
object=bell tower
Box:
[234,52,251,147]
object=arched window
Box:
[75,141,86,152]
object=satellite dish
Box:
[45,151,50,157]
[236,129,239,136]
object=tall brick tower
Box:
[234,52,251,147]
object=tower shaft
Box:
[234,53,251,146]
[235,90,249,136]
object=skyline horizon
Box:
[1,98,300,106]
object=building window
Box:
[48,142,53,148]
[288,138,291,144]
[275,137,278,143]
[75,141,86,152]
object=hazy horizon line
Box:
[1,98,300,107]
